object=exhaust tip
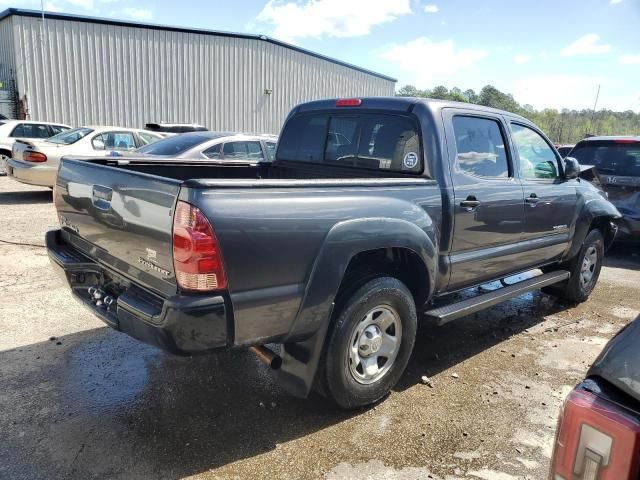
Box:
[249,345,282,370]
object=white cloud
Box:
[122,7,152,21]
[514,54,530,64]
[257,0,411,41]
[610,0,623,4]
[619,54,640,64]
[513,75,603,110]
[561,34,611,56]
[379,37,487,86]
[424,4,438,13]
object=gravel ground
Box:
[1,176,639,480]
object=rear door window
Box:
[277,113,421,174]
[571,141,640,177]
[452,116,510,178]
[222,141,265,161]
[203,143,222,159]
[92,132,136,151]
[10,123,52,139]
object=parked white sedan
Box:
[0,120,71,175]
[7,126,162,187]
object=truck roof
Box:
[293,96,531,122]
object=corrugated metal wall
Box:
[9,14,394,133]
[0,16,17,118]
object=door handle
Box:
[526,193,539,204]
[460,196,481,210]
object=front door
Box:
[508,122,578,266]
[444,111,525,290]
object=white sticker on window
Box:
[403,152,418,169]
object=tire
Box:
[0,151,10,176]
[317,276,417,409]
[547,229,604,303]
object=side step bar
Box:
[424,270,570,325]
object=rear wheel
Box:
[317,277,417,409]
[546,229,604,302]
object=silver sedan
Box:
[134,132,278,162]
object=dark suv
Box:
[570,136,640,241]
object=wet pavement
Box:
[1,176,639,480]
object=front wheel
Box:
[317,277,417,409]
[548,229,604,303]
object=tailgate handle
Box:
[92,185,113,211]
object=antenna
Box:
[40,0,48,120]
[587,84,601,135]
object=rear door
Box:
[508,121,577,264]
[443,110,525,290]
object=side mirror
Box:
[563,157,580,179]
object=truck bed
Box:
[92,157,417,181]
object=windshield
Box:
[277,112,422,174]
[47,127,93,145]
[571,140,640,177]
[136,134,210,156]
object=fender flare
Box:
[566,194,621,260]
[276,216,438,397]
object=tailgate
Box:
[55,158,180,296]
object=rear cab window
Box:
[571,140,640,177]
[276,112,422,174]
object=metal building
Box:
[0,8,395,133]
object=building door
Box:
[0,69,17,119]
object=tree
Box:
[463,89,478,103]
[396,85,422,97]
[429,86,450,99]
[395,83,640,143]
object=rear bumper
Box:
[46,229,231,354]
[7,159,56,187]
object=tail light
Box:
[550,387,640,480]
[24,151,47,162]
[172,201,227,291]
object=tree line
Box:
[396,84,640,144]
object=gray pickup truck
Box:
[47,98,620,409]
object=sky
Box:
[2,0,640,112]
